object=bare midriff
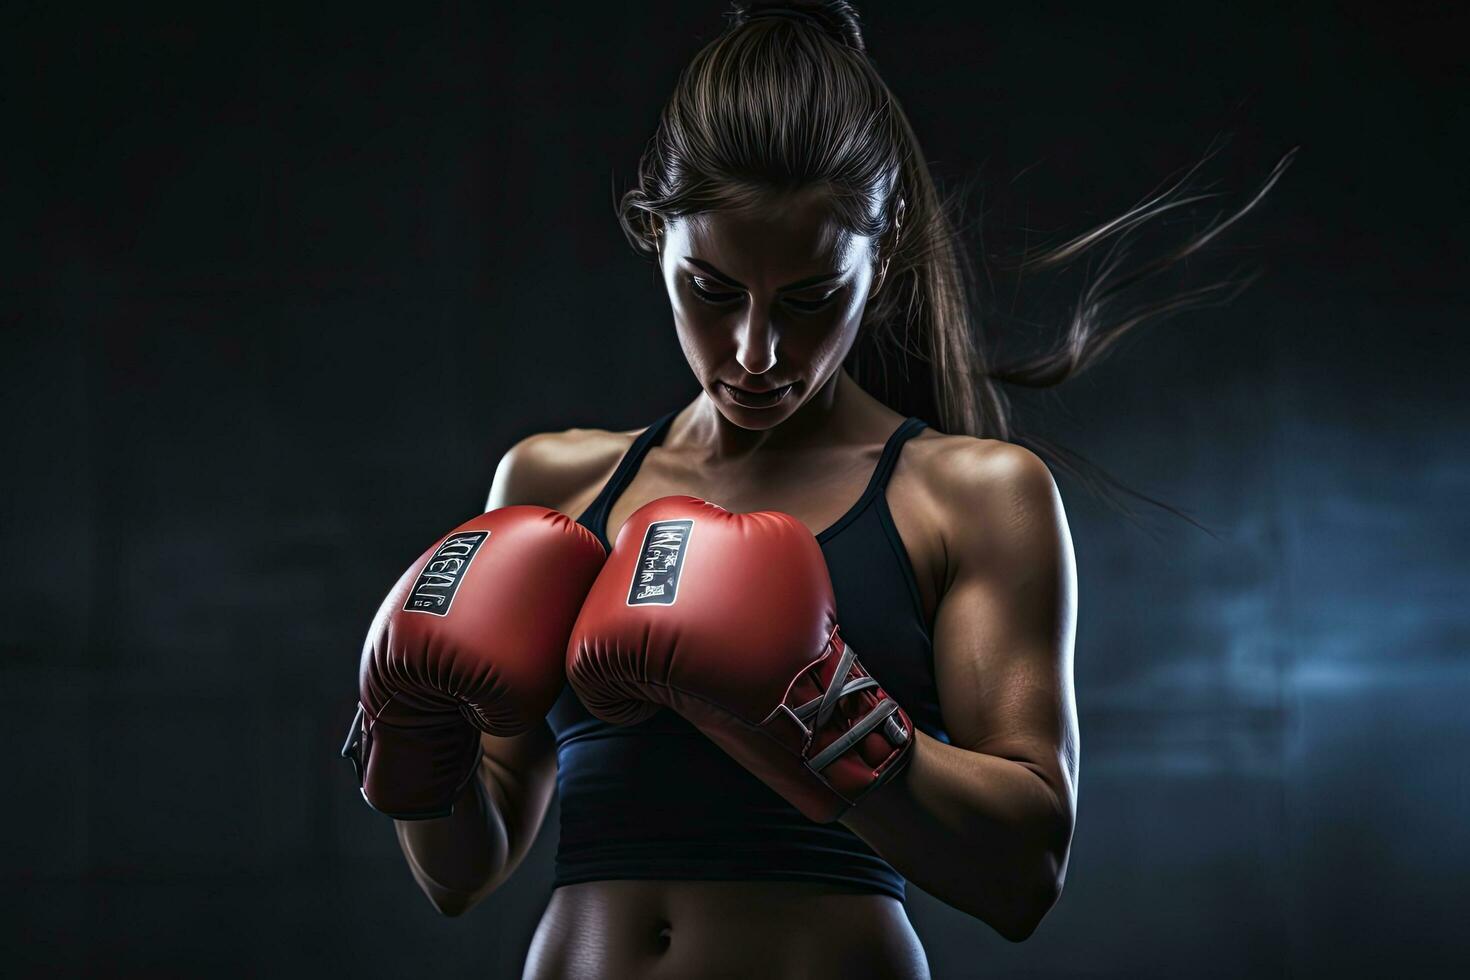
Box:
[522,879,931,980]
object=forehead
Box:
[671,188,867,276]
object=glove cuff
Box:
[341,703,481,820]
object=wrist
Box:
[839,728,923,835]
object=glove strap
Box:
[341,703,368,783]
[806,696,902,772]
[788,629,911,774]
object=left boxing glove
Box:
[566,495,913,824]
[341,507,605,819]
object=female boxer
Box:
[360,3,1290,977]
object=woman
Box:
[371,3,1287,976]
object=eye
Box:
[687,276,744,306]
[784,290,840,314]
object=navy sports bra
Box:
[546,409,950,902]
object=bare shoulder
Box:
[486,423,642,512]
[913,433,1058,510]
[904,431,1068,577]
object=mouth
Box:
[720,380,796,409]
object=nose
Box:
[734,302,778,377]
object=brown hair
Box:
[618,1,1295,524]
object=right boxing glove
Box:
[565,495,913,824]
[341,506,606,819]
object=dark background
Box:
[4,1,1466,977]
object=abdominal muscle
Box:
[522,879,931,980]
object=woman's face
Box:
[656,189,881,429]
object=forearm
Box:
[394,760,509,913]
[841,732,1073,940]
[394,732,558,916]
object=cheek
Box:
[669,304,728,375]
[663,269,706,358]
[667,286,706,327]
[807,307,865,367]
[802,288,870,362]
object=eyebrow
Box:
[684,257,841,293]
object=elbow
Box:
[421,875,496,918]
[427,890,479,918]
[989,829,1069,943]
[993,870,1063,943]
[939,860,1063,942]
[995,799,1073,941]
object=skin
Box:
[393,188,1080,978]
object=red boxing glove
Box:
[342,507,606,819]
[566,495,913,823]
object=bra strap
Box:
[868,417,928,496]
[582,409,678,544]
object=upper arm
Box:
[486,426,630,514]
[928,441,1079,819]
[486,431,571,511]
